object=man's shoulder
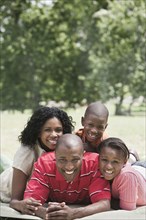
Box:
[36,152,55,165]
[83,152,99,165]
[83,152,98,159]
[81,153,99,175]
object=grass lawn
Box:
[1,103,145,161]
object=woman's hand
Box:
[18,198,42,215]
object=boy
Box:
[76,101,140,162]
[23,134,111,219]
[76,101,109,152]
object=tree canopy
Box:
[1,0,145,114]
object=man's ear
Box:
[81,117,84,126]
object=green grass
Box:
[1,104,145,161]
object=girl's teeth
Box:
[106,170,113,174]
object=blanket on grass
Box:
[0,203,146,220]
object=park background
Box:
[0,0,145,161]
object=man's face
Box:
[56,145,83,182]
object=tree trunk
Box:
[127,100,134,116]
[115,95,124,115]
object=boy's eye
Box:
[98,126,105,130]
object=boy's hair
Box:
[97,137,130,160]
[18,107,75,147]
[84,101,109,119]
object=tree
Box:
[1,0,145,113]
[91,0,145,114]
[1,0,108,111]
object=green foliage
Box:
[0,0,145,113]
[90,0,145,114]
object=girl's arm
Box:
[114,172,137,210]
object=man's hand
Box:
[45,204,74,220]
[34,202,66,219]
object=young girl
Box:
[0,106,74,212]
[98,137,146,210]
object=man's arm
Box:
[35,202,66,219]
[45,199,110,220]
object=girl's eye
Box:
[101,158,107,162]
[112,161,119,164]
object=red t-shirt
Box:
[24,152,111,204]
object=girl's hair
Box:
[97,137,130,160]
[18,106,75,148]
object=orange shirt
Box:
[76,128,109,152]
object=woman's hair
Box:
[97,137,130,160]
[18,106,75,148]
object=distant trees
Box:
[1,0,145,114]
[91,0,145,114]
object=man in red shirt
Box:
[23,134,111,219]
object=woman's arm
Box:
[10,168,28,211]
[10,168,41,214]
[12,168,28,199]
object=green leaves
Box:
[1,0,145,114]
